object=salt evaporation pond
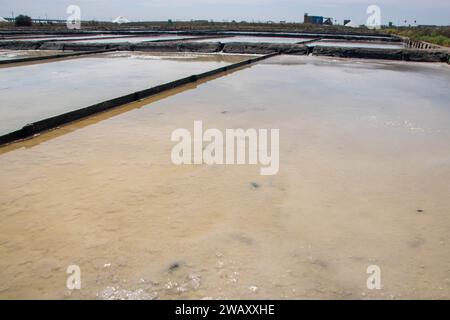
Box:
[0,49,65,61]
[307,40,404,49]
[68,35,203,44]
[0,56,449,299]
[193,36,311,43]
[1,35,136,42]
[0,52,252,136]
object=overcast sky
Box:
[1,0,449,25]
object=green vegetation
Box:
[419,35,450,47]
[384,26,450,47]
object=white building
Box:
[112,16,129,24]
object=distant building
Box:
[344,19,351,25]
[304,13,323,25]
[112,16,129,24]
[323,18,333,25]
[304,13,333,25]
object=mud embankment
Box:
[311,46,449,63]
[1,39,449,64]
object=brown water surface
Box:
[0,56,449,299]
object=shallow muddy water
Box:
[0,52,251,136]
[0,56,449,299]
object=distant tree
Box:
[15,14,32,27]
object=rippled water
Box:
[0,56,449,299]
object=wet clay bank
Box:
[1,42,445,63]
[1,56,449,299]
[0,31,447,63]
